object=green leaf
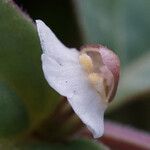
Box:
[75,0,150,66]
[17,139,108,150]
[0,82,29,137]
[0,0,60,136]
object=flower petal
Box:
[42,54,107,138]
[36,20,77,63]
[36,20,107,138]
[68,83,107,138]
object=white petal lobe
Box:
[36,19,65,54]
[36,20,107,138]
[36,20,77,62]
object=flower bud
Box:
[80,44,120,102]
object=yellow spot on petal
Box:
[88,73,108,103]
[88,73,102,85]
[81,47,99,53]
[79,53,93,73]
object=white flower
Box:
[36,20,117,138]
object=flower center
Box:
[79,49,113,102]
[79,53,93,73]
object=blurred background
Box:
[13,0,150,133]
